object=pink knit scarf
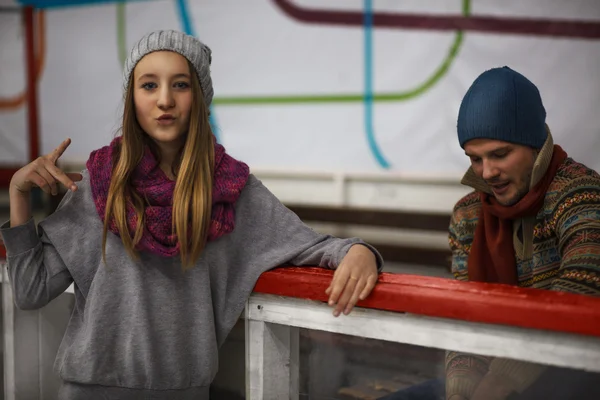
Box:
[86,137,249,257]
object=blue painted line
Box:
[363,0,390,169]
[175,0,220,143]
[175,0,195,36]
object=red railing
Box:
[2,246,598,338]
[255,267,600,338]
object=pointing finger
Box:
[49,138,72,163]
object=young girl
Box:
[0,30,381,399]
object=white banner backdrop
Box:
[1,0,599,175]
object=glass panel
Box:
[298,329,600,400]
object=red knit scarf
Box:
[468,145,568,284]
[86,137,249,257]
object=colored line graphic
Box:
[18,0,134,7]
[273,0,600,39]
[214,2,470,106]
[7,1,600,168]
[362,0,468,168]
[116,3,127,66]
[211,0,469,168]
[212,33,463,106]
[363,0,387,168]
[176,0,194,39]
[215,0,600,107]
[0,10,45,110]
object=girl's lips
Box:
[157,118,176,125]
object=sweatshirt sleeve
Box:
[209,175,384,346]
[0,217,73,310]
[232,175,384,271]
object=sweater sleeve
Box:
[445,351,492,400]
[482,184,600,399]
[0,192,76,310]
[446,183,600,399]
[448,207,471,282]
[551,184,600,295]
[445,205,492,400]
[480,191,600,400]
[486,184,600,392]
[481,184,600,393]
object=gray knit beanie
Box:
[123,30,214,107]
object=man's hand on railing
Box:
[325,244,379,317]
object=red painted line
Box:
[25,7,40,161]
[254,267,600,338]
[0,244,5,259]
[273,0,600,39]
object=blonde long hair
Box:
[102,60,215,269]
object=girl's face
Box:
[133,51,193,150]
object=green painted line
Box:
[117,2,127,67]
[213,94,364,105]
[214,0,469,106]
[114,0,468,106]
[213,29,464,106]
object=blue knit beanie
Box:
[457,66,547,149]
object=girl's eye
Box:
[174,82,190,89]
[141,82,157,90]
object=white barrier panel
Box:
[244,293,600,399]
[3,262,600,399]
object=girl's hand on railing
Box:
[325,244,378,317]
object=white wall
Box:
[1,0,599,174]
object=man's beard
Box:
[498,169,533,206]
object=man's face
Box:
[464,139,538,206]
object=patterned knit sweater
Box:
[445,137,600,399]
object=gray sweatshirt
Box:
[0,171,382,399]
